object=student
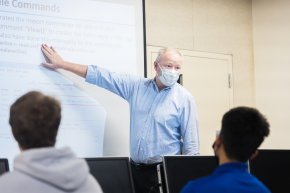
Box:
[181,106,271,193]
[0,91,103,193]
[41,44,199,193]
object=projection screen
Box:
[0,0,145,166]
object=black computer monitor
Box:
[0,158,9,175]
[250,149,290,193]
[85,157,135,193]
[162,155,218,193]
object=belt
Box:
[130,159,162,169]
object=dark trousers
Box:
[130,161,160,193]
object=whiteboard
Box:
[0,0,145,165]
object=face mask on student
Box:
[158,64,180,87]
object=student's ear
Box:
[249,150,259,160]
[212,137,222,152]
[216,137,222,147]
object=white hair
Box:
[155,48,183,63]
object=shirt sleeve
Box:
[180,96,200,155]
[85,65,139,101]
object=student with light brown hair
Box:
[0,91,103,193]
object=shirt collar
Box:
[213,162,249,175]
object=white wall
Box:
[146,0,290,151]
[145,0,254,106]
[253,0,290,149]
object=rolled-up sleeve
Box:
[180,96,200,155]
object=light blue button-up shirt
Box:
[86,65,199,164]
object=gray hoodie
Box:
[0,147,103,193]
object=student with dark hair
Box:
[0,91,103,193]
[181,106,271,193]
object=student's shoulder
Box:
[0,172,23,190]
[180,176,212,193]
[250,175,271,193]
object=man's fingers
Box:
[50,46,57,53]
[41,44,61,69]
[41,48,52,63]
[42,53,50,63]
[41,46,49,55]
[41,44,53,55]
[41,47,52,56]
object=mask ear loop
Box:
[157,63,165,78]
[157,63,164,71]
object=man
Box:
[181,106,271,193]
[41,44,199,193]
[0,91,103,193]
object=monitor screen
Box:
[162,156,218,193]
[85,157,135,193]
[0,158,9,175]
[250,149,290,193]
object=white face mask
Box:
[158,65,180,87]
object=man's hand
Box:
[41,44,64,69]
[41,44,88,77]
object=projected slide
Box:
[0,0,137,73]
[0,0,140,165]
[0,63,106,162]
